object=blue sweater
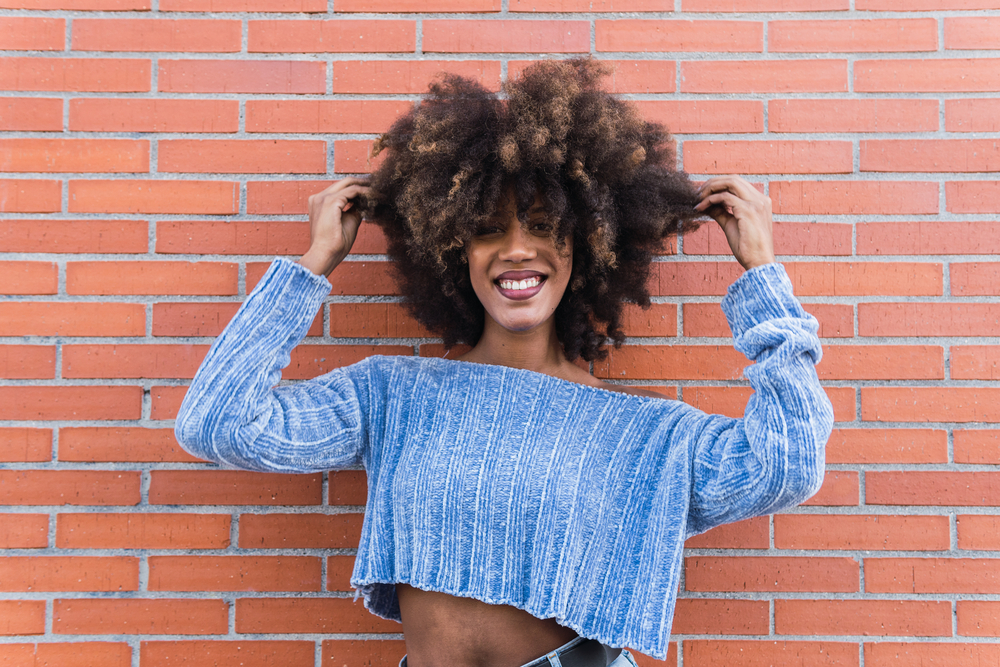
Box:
[175,258,833,659]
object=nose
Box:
[498,221,537,263]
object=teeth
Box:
[499,277,541,291]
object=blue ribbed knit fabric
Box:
[175,257,833,659]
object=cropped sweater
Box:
[174,258,833,659]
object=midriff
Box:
[396,584,579,667]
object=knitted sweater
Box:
[175,258,833,659]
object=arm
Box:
[175,179,374,473]
[683,176,833,536]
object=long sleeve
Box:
[684,262,833,537]
[174,258,370,473]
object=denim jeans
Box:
[397,636,640,667]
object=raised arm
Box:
[683,176,833,536]
[174,179,374,472]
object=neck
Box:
[461,316,568,375]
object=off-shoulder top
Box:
[174,257,833,659]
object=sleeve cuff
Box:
[720,262,809,339]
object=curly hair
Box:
[363,58,704,362]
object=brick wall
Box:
[2,1,999,665]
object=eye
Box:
[474,224,503,237]
[529,218,554,235]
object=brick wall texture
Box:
[2,0,1000,665]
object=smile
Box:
[498,277,542,291]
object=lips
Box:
[494,270,546,301]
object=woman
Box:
[176,59,833,667]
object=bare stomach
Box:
[396,584,579,667]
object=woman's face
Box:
[466,190,573,334]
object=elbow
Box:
[173,393,213,460]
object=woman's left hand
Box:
[694,176,776,271]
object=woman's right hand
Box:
[298,178,370,277]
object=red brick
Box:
[67,261,237,295]
[159,59,325,94]
[152,302,321,338]
[284,345,411,380]
[0,429,50,463]
[329,470,368,506]
[239,513,362,549]
[510,59,676,94]
[0,179,61,213]
[683,641,857,667]
[769,99,937,133]
[249,20,414,53]
[73,19,240,52]
[159,139,325,174]
[0,514,48,549]
[959,514,1000,549]
[857,58,1000,92]
[657,261,743,296]
[149,556,321,592]
[685,556,858,593]
[149,471,323,506]
[0,601,45,635]
[328,303,428,338]
[343,0,496,8]
[322,640,408,667]
[70,98,238,133]
[685,0,847,7]
[619,304,677,337]
[801,470,859,506]
[863,139,1000,173]
[248,259,397,294]
[142,641,315,667]
[684,140,851,175]
[958,601,1000,637]
[59,427,201,463]
[866,643,1000,667]
[69,179,237,214]
[0,345,55,379]
[0,219,146,253]
[0,302,144,337]
[54,599,228,635]
[771,181,938,215]
[333,139,381,174]
[634,100,762,134]
[868,471,1000,506]
[236,598,398,633]
[0,138,147,173]
[0,643,131,667]
[511,0,665,8]
[596,20,762,52]
[684,516,769,549]
[774,515,949,551]
[0,18,64,50]
[858,221,1000,255]
[247,180,329,214]
[0,557,138,592]
[246,99,412,134]
[157,220,307,255]
[948,181,1000,213]
[784,262,942,297]
[161,0,323,9]
[683,302,852,339]
[946,99,1000,132]
[866,558,1000,594]
[775,600,951,636]
[424,20,588,53]
[0,387,141,420]
[56,512,230,549]
[953,346,1000,381]
[0,470,139,506]
[827,428,947,464]
[62,344,205,380]
[595,346,746,381]
[945,17,1000,49]
[681,386,854,423]
[333,60,501,94]
[0,97,62,131]
[327,555,355,592]
[953,263,1000,297]
[859,303,1000,337]
[955,430,1000,464]
[0,57,150,92]
[859,0,1000,6]
[817,345,942,381]
[666,600,769,635]
[771,19,936,52]
[863,388,1000,423]
[1,0,146,7]
[150,385,187,420]
[680,60,847,93]
[684,221,851,257]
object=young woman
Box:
[176,59,833,667]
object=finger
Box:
[697,176,760,202]
[694,191,748,215]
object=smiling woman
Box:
[176,58,833,667]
